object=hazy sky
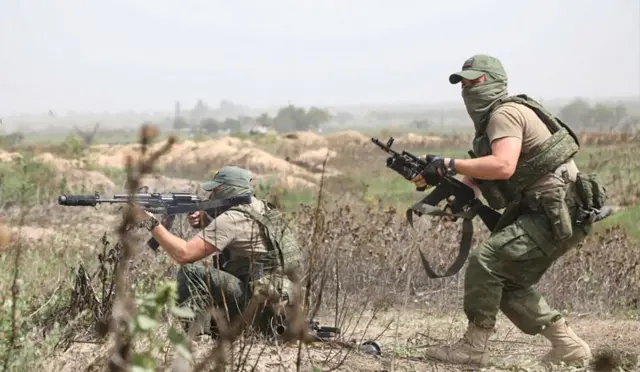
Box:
[1,0,639,115]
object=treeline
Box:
[556,98,639,133]
[172,100,332,133]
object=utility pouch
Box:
[539,186,573,241]
[575,172,608,210]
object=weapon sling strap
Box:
[164,195,252,215]
[406,202,477,279]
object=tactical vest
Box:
[227,200,304,282]
[470,94,581,210]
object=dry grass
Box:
[1,128,639,372]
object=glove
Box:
[420,156,447,185]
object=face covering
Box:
[204,184,252,220]
[209,184,252,201]
[461,72,509,132]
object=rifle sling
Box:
[406,201,476,279]
[164,195,252,215]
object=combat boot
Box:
[424,322,494,366]
[540,318,591,367]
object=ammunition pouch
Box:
[523,172,609,241]
[222,258,290,305]
[575,172,608,211]
[523,185,575,242]
[573,172,609,226]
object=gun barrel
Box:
[58,194,99,206]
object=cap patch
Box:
[462,58,474,69]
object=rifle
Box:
[371,136,503,279]
[273,319,381,356]
[58,188,252,251]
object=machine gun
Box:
[58,188,251,251]
[371,136,503,278]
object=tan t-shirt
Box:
[197,196,270,260]
[486,102,579,194]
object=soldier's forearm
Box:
[149,224,189,263]
[447,156,514,181]
[461,175,481,198]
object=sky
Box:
[1,0,639,115]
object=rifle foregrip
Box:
[147,238,160,251]
[58,195,98,206]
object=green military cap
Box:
[201,165,252,191]
[449,54,507,84]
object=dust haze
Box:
[0,0,639,139]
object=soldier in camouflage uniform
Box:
[132,166,303,334]
[411,55,608,367]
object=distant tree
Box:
[73,122,100,147]
[200,117,220,133]
[272,104,331,131]
[558,98,639,132]
[410,119,431,130]
[221,118,242,132]
[191,99,209,124]
[0,132,24,147]
[306,107,331,128]
[173,116,189,130]
[256,113,273,127]
[334,111,354,125]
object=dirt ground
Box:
[44,308,639,372]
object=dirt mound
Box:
[281,131,328,148]
[0,151,115,194]
[33,152,116,193]
[8,225,58,244]
[394,133,445,147]
[138,174,199,193]
[88,137,256,170]
[284,147,342,178]
[151,138,337,186]
[293,147,337,165]
[0,221,10,254]
[324,130,370,147]
[86,136,339,191]
[0,150,23,162]
[34,152,86,170]
[253,174,318,190]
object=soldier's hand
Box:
[411,173,429,189]
[189,211,210,228]
[127,205,154,224]
[188,211,202,228]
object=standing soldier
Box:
[411,54,608,368]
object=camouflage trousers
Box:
[176,263,252,327]
[463,203,590,335]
